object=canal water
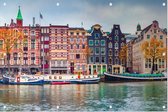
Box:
[0,81,167,111]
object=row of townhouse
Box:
[0,7,126,75]
[0,7,166,75]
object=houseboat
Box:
[104,72,167,82]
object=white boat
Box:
[22,74,100,84]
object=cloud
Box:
[0,0,166,34]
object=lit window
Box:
[115,43,118,49]
[108,42,112,48]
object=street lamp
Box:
[163,52,166,71]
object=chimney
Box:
[33,17,35,26]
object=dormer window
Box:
[95,33,100,39]
[115,30,118,35]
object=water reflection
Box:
[0,81,167,111]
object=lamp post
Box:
[163,52,166,71]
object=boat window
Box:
[59,76,62,79]
[49,76,52,79]
[54,76,57,79]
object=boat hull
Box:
[70,78,100,84]
[8,80,44,85]
[2,75,44,85]
[51,81,71,85]
[104,73,167,82]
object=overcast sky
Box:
[0,0,167,34]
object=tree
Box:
[119,45,128,68]
[141,37,166,74]
[0,28,24,75]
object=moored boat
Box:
[41,74,100,84]
[2,75,44,85]
[104,72,167,82]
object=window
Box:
[82,45,85,49]
[23,53,28,65]
[115,36,118,41]
[101,40,105,46]
[31,53,35,64]
[115,30,118,35]
[108,42,112,48]
[24,39,28,47]
[95,48,99,54]
[90,57,93,63]
[121,38,125,41]
[95,40,99,46]
[71,45,73,49]
[149,59,151,68]
[70,38,74,42]
[31,39,35,49]
[70,32,74,35]
[101,57,105,63]
[109,50,112,55]
[101,48,105,55]
[89,40,93,46]
[95,33,100,38]
[76,44,79,49]
[13,53,17,65]
[147,35,150,39]
[44,45,49,48]
[115,50,118,56]
[44,36,49,41]
[95,57,99,63]
[115,43,118,49]
[121,43,124,47]
[0,40,3,49]
[76,54,80,59]
[115,58,118,64]
[160,35,163,39]
[31,31,35,35]
[154,29,157,33]
[77,38,80,43]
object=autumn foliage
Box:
[0,28,24,75]
[141,37,166,74]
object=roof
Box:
[69,27,85,30]
[17,6,23,20]
[141,24,152,34]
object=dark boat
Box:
[70,77,100,84]
[104,72,167,82]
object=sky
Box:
[0,0,167,34]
